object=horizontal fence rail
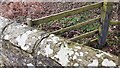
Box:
[70,29,99,41]
[28,2,119,48]
[31,2,102,26]
[82,38,98,45]
[110,21,120,25]
[51,17,100,34]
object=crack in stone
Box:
[36,54,63,66]
[0,22,14,40]
[2,39,32,55]
[0,21,62,66]
[30,33,63,66]
[32,33,50,66]
[2,39,62,66]
[32,33,50,55]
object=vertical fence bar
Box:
[98,1,113,48]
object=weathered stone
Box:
[1,39,61,66]
[0,16,12,39]
[0,17,62,66]
[1,40,33,66]
[3,22,49,53]
[0,17,119,67]
[36,34,118,66]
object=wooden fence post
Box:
[98,1,113,48]
[27,18,32,27]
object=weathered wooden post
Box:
[27,18,32,27]
[98,0,113,48]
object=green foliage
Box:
[61,17,79,27]
[81,22,100,32]
[59,11,94,28]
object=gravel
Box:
[0,2,93,23]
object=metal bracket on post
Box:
[98,1,113,48]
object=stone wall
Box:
[0,16,119,67]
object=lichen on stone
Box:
[88,59,98,66]
[102,59,116,66]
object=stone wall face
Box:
[0,16,119,67]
